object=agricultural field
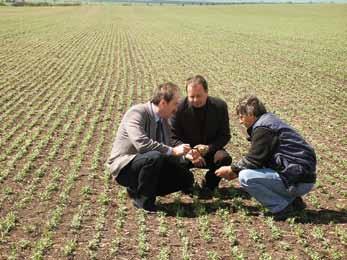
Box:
[0,4,346,260]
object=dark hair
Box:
[185,75,208,92]
[236,95,267,117]
[151,82,179,105]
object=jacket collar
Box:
[150,102,161,122]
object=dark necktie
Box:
[156,120,165,143]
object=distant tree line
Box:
[1,0,82,6]
[0,0,337,6]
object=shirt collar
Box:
[151,103,161,122]
[246,116,261,138]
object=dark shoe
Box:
[126,188,137,199]
[182,182,200,197]
[272,197,306,221]
[198,179,217,199]
[182,187,195,196]
[272,204,295,221]
[198,186,214,199]
[132,196,157,214]
[292,197,307,211]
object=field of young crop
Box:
[0,4,346,259]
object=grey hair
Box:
[151,82,179,105]
[236,95,267,117]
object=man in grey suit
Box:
[107,82,194,213]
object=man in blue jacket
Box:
[216,95,316,220]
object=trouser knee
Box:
[238,169,256,187]
[213,151,232,168]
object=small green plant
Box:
[224,224,238,246]
[249,228,262,242]
[279,241,291,251]
[231,246,245,260]
[207,251,220,260]
[158,212,168,237]
[157,246,170,260]
[110,237,121,257]
[265,217,282,240]
[329,247,344,260]
[63,239,77,257]
[312,226,325,241]
[137,210,149,258]
[181,236,191,260]
[0,211,16,239]
[198,215,212,242]
[19,239,31,249]
[81,185,92,196]
[259,252,272,260]
[97,192,110,205]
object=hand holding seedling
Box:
[194,144,209,156]
[185,149,200,161]
[185,147,207,167]
[172,144,191,156]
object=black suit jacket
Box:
[170,96,231,156]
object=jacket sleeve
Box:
[125,108,171,154]
[208,102,231,154]
[236,127,278,169]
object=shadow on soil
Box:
[157,187,347,223]
[157,186,259,218]
[293,209,347,224]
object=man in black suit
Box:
[171,75,232,195]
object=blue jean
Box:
[239,168,315,213]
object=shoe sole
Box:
[132,200,158,214]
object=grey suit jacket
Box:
[107,102,172,177]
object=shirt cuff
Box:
[166,147,173,156]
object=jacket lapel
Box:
[145,102,157,141]
[203,98,212,144]
[162,119,170,145]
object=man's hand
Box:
[194,144,209,156]
[172,144,191,156]
[185,149,200,161]
[215,166,238,180]
[185,149,206,167]
[192,156,206,168]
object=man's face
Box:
[239,114,256,129]
[158,93,180,119]
[187,83,208,108]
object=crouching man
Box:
[216,95,316,220]
[107,82,194,213]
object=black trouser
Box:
[182,150,232,190]
[116,151,194,201]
